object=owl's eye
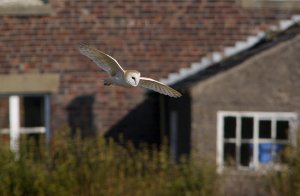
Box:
[131,76,136,81]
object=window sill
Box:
[1,127,45,134]
[0,4,52,16]
[241,0,300,9]
[219,164,288,175]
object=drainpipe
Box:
[159,94,166,144]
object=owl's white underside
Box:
[104,70,140,87]
[104,75,130,87]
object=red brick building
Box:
[0,0,299,152]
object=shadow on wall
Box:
[65,91,191,159]
[66,94,96,138]
[105,91,192,160]
[164,92,191,160]
[104,94,161,146]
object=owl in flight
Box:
[79,44,182,98]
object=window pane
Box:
[240,143,253,167]
[224,143,236,166]
[20,96,45,127]
[276,120,289,140]
[274,144,288,163]
[259,120,271,139]
[0,96,9,129]
[241,117,253,139]
[259,143,273,164]
[224,117,236,138]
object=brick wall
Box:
[0,0,298,134]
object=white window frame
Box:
[217,111,298,172]
[0,94,51,153]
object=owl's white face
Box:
[125,71,141,87]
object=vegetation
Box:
[2,130,300,196]
[0,131,218,196]
[265,143,300,196]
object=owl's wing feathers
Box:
[138,77,182,98]
[79,44,124,76]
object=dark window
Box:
[241,117,253,139]
[224,117,236,138]
[21,96,45,127]
[224,143,236,166]
[240,143,253,166]
[259,120,272,138]
[276,121,289,140]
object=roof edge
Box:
[160,15,300,85]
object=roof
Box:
[160,15,300,87]
[175,26,300,91]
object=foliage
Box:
[0,131,218,196]
[265,142,300,196]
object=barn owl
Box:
[79,44,182,98]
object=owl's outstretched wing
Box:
[138,77,182,98]
[79,44,124,76]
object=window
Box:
[0,73,58,153]
[0,94,51,153]
[217,111,298,172]
[0,0,51,16]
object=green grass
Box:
[0,131,218,196]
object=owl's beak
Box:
[131,77,139,86]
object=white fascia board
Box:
[235,41,249,53]
[160,78,169,84]
[212,52,223,63]
[279,20,294,31]
[165,58,213,85]
[224,46,239,57]
[292,15,300,23]
[168,73,180,82]
[160,15,299,86]
[192,58,212,71]
[179,67,191,75]
[247,32,265,47]
[269,25,279,31]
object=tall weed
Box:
[0,131,218,196]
